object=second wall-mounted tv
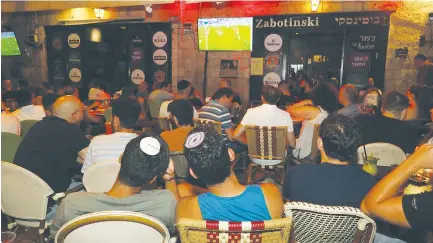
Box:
[198,17,253,51]
[1,32,21,56]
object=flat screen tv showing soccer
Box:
[1,32,21,56]
[198,17,253,51]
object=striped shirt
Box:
[81,132,138,173]
[198,100,233,141]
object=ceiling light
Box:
[311,0,320,12]
[94,8,104,19]
[145,5,153,14]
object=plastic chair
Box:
[158,116,173,131]
[1,162,66,243]
[193,119,222,136]
[1,132,22,162]
[284,202,376,243]
[245,125,287,184]
[83,161,120,193]
[177,218,291,243]
[55,211,175,243]
[356,143,406,166]
[20,119,38,137]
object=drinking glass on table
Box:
[1,231,16,243]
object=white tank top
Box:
[293,106,328,159]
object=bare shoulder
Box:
[178,195,198,207]
[176,196,202,221]
[259,183,284,218]
[259,183,281,194]
[259,183,283,203]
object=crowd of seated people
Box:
[234,85,296,151]
[1,75,432,243]
[288,82,339,161]
[81,97,141,173]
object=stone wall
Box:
[385,2,433,91]
[2,1,433,101]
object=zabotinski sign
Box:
[256,16,319,28]
[254,11,390,30]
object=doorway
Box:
[287,32,343,83]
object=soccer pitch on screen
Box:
[198,18,253,51]
[2,32,21,56]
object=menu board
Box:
[343,32,376,88]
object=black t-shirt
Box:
[283,163,377,208]
[354,114,423,154]
[402,191,433,231]
[233,93,242,105]
[277,95,297,109]
[14,117,89,193]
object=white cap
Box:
[185,132,205,149]
[140,137,161,156]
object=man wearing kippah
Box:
[176,127,283,222]
[50,134,179,238]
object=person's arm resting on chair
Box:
[361,145,433,228]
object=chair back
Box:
[245,125,287,165]
[284,202,376,243]
[83,161,120,193]
[170,152,189,179]
[356,143,406,166]
[1,161,53,228]
[158,116,173,131]
[193,119,222,135]
[55,211,171,243]
[177,218,291,243]
[20,120,38,137]
[1,132,22,162]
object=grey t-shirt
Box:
[337,104,362,118]
[148,90,174,118]
[50,190,177,238]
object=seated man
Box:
[234,85,296,150]
[218,78,241,105]
[159,80,198,118]
[361,144,433,231]
[277,80,297,109]
[283,114,376,208]
[1,113,20,136]
[148,81,174,119]
[42,93,60,117]
[176,127,283,222]
[14,96,89,194]
[338,84,362,118]
[355,91,423,153]
[11,89,45,121]
[160,99,194,152]
[50,133,179,238]
[198,88,246,153]
[81,97,141,173]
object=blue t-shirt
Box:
[283,162,377,208]
[198,185,271,221]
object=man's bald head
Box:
[53,95,84,124]
[339,84,358,106]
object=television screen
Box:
[198,17,253,51]
[1,32,21,56]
